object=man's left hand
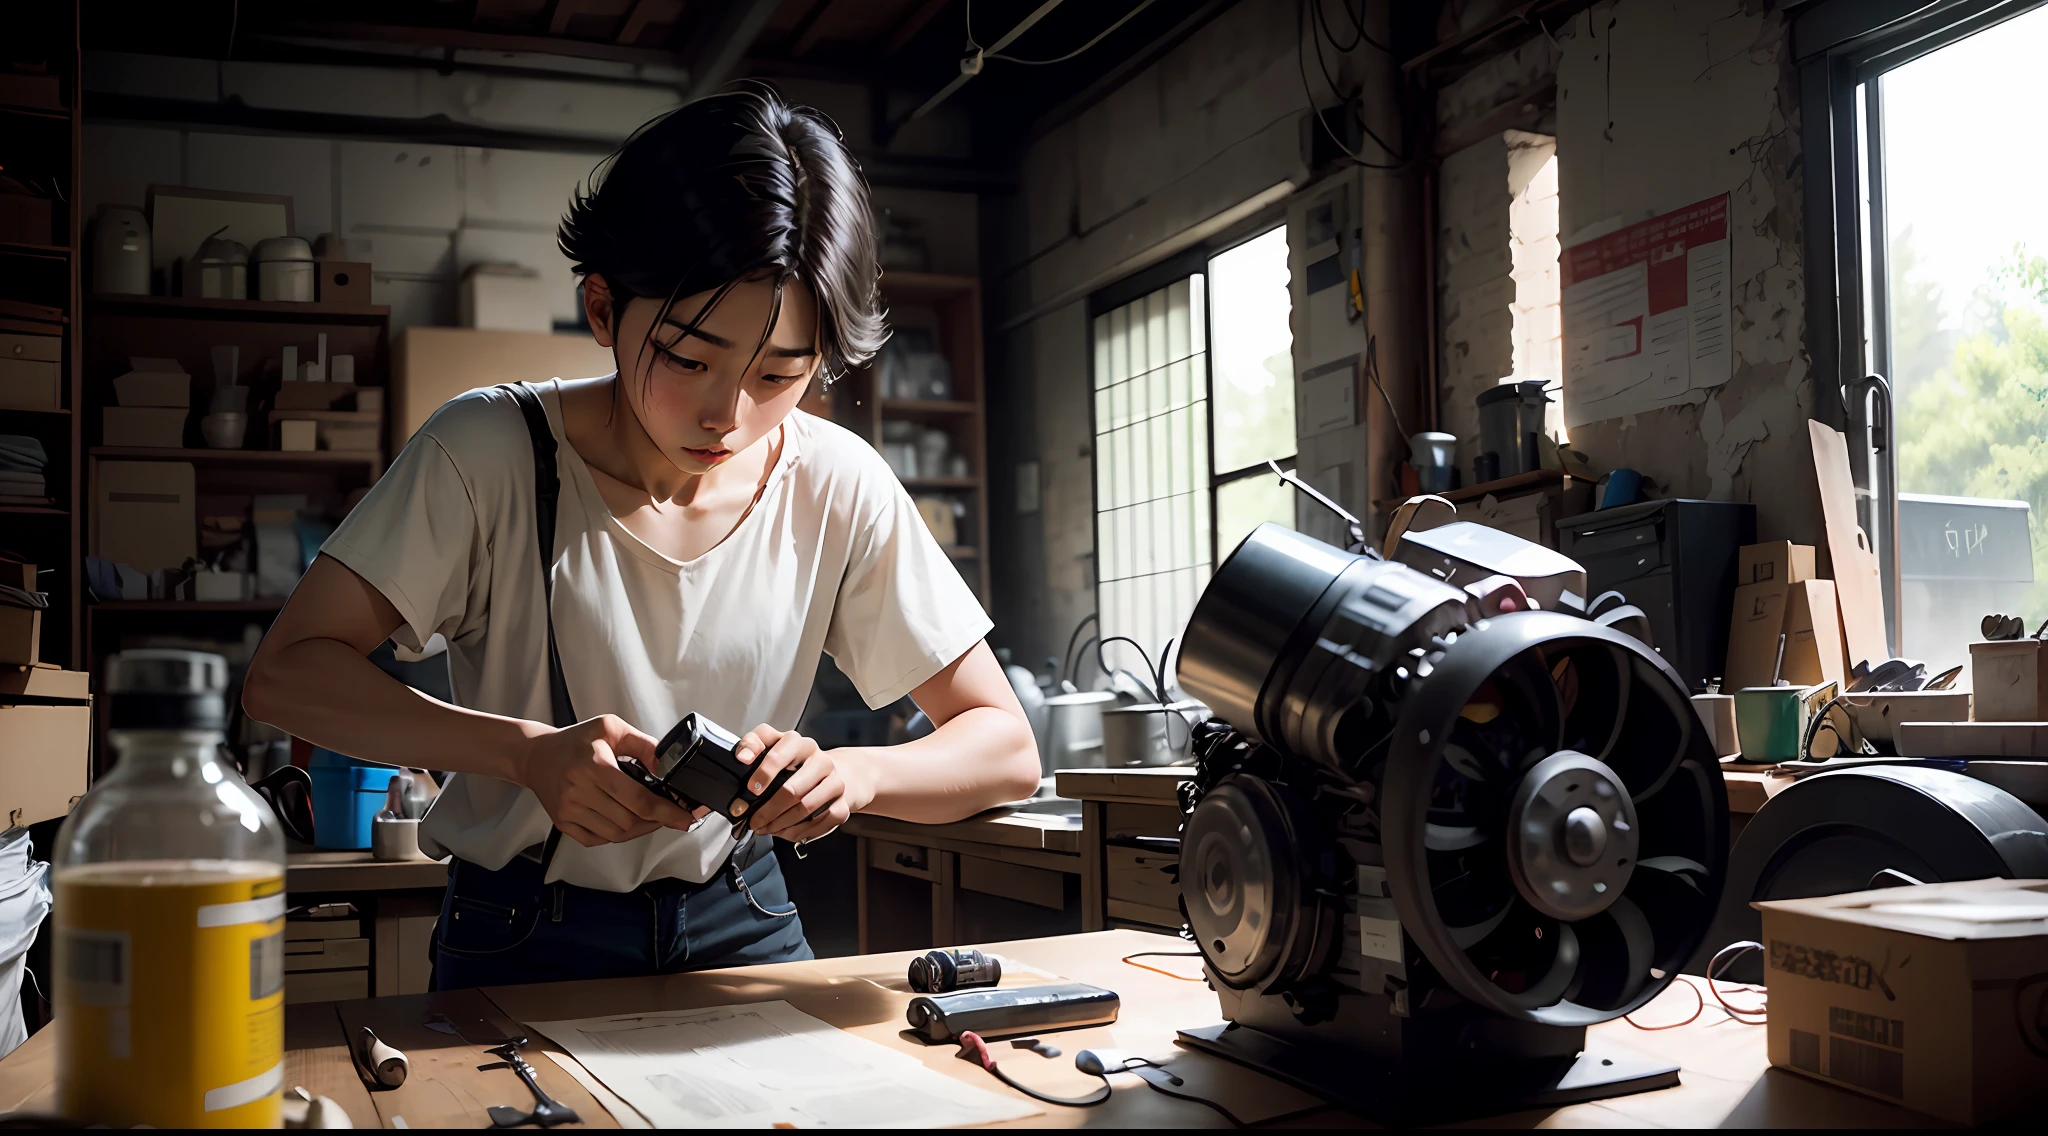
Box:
[734,725,873,843]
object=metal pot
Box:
[183,228,248,300]
[253,235,316,302]
[1039,690,1115,773]
[1101,701,1208,767]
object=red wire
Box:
[1624,975,1704,1030]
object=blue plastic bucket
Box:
[307,749,399,850]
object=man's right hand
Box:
[518,715,704,847]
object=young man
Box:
[243,86,1039,988]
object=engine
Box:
[1171,523,1729,1120]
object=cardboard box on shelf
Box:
[1,561,40,666]
[94,461,197,572]
[1757,878,2048,1126]
[1,666,91,828]
[278,420,318,452]
[103,406,188,447]
[1724,575,1849,690]
[0,356,62,412]
[1969,640,2048,721]
[1739,541,1815,586]
[112,357,192,407]
[317,261,372,305]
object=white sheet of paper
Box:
[527,1000,1039,1129]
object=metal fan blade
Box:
[1565,899,1657,1011]
[1448,902,1512,949]
[1425,840,1516,929]
[1550,643,1629,761]
[1507,922,1579,1009]
[1423,823,1488,851]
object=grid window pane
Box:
[1217,472,1300,565]
[1094,275,1212,673]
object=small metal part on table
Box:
[476,1037,581,1128]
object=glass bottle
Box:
[52,649,285,1128]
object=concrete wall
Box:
[80,53,979,336]
[1435,0,1819,543]
[982,0,1422,668]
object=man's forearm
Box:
[244,635,537,783]
[837,705,1040,824]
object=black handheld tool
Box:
[906,982,1120,1044]
[618,712,799,832]
[909,948,1002,993]
[478,1037,580,1128]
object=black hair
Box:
[559,82,886,384]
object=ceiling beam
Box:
[880,0,952,57]
[277,20,685,66]
[686,1,783,99]
[547,0,583,35]
[785,0,836,58]
[618,0,683,46]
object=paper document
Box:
[528,1000,1038,1129]
[1561,194,1732,427]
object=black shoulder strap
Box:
[502,383,577,730]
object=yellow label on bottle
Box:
[55,860,286,1129]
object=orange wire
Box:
[1121,952,1206,982]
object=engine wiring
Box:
[971,0,1164,67]
[1625,941,1770,1030]
[1296,0,1410,169]
[1122,950,1207,982]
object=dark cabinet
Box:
[1557,499,1756,692]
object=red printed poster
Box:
[1559,194,1731,427]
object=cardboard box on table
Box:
[1970,639,2048,721]
[1757,878,2048,1126]
[0,562,40,665]
[0,665,91,828]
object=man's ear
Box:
[583,275,617,348]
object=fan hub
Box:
[1508,751,1640,921]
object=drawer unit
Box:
[284,969,369,1004]
[283,936,370,972]
[1105,845,1180,930]
[867,837,936,880]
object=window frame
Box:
[1799,0,2046,652]
[1085,213,1297,655]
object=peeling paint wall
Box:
[1437,0,1820,543]
[985,0,1410,669]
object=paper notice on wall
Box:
[1560,194,1731,427]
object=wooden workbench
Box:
[287,851,450,1001]
[843,809,1084,954]
[0,929,1933,1128]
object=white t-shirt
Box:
[321,380,991,891]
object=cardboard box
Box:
[278,420,318,451]
[112,357,192,407]
[94,461,196,572]
[1739,541,1816,586]
[1,669,91,828]
[1725,581,1792,689]
[317,260,372,305]
[1757,879,2048,1125]
[1782,579,1848,686]
[0,356,62,411]
[1970,640,2048,721]
[392,327,612,453]
[104,405,189,447]
[1,561,40,665]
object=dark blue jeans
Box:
[430,838,813,990]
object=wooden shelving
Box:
[879,398,978,416]
[0,101,68,121]
[90,600,286,614]
[86,294,391,322]
[826,271,991,601]
[0,241,70,259]
[89,446,382,469]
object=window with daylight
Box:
[1847,1,2048,669]
[1091,226,1296,678]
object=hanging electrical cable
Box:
[1296,0,1407,170]
[972,0,1164,66]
